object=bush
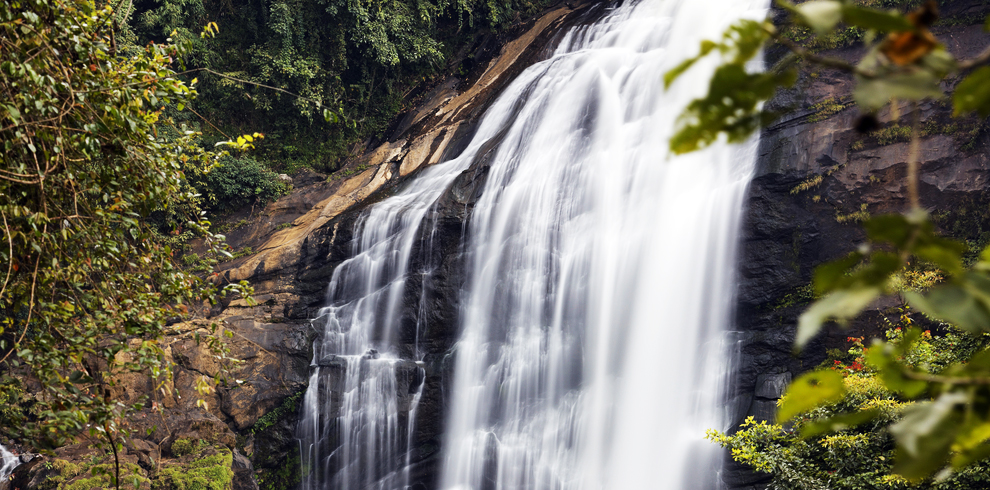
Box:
[708,322,990,489]
[192,156,289,215]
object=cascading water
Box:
[297,0,766,487]
[440,0,766,489]
[296,56,565,490]
[0,443,18,485]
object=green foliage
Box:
[953,66,990,116]
[127,0,553,173]
[872,123,913,145]
[666,0,987,153]
[191,156,289,215]
[171,438,197,457]
[710,326,990,489]
[62,463,148,490]
[808,97,850,122]
[666,20,797,154]
[677,0,990,480]
[222,247,255,263]
[0,0,254,470]
[40,459,148,490]
[835,203,871,223]
[256,453,302,490]
[250,389,304,434]
[778,369,847,423]
[152,446,234,490]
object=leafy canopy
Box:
[0,0,250,459]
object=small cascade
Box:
[0,443,19,486]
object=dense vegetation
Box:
[124,0,556,175]
[711,321,990,489]
[0,0,260,486]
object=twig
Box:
[763,25,866,76]
[0,211,13,301]
[175,68,324,107]
[958,45,990,71]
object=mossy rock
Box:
[40,459,149,490]
[152,446,234,490]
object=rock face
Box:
[725,2,990,487]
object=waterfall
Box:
[296,52,564,490]
[440,0,766,488]
[0,443,18,485]
[297,0,766,487]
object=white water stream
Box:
[0,443,18,486]
[298,0,766,488]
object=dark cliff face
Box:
[726,2,990,487]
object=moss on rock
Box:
[152,446,234,490]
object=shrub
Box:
[192,156,289,215]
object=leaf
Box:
[797,287,881,349]
[670,65,795,154]
[890,392,968,480]
[953,421,990,451]
[953,66,990,117]
[914,240,964,276]
[863,213,914,247]
[777,369,846,423]
[904,285,990,332]
[882,29,938,66]
[800,409,880,439]
[853,71,943,110]
[6,104,21,124]
[842,6,913,32]
[664,40,717,88]
[794,1,844,35]
[813,252,864,294]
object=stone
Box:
[754,372,791,399]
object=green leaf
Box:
[914,241,964,276]
[6,104,21,124]
[904,285,990,332]
[841,6,913,32]
[854,71,944,110]
[670,65,795,154]
[813,252,863,294]
[664,41,717,88]
[863,213,914,247]
[777,369,846,423]
[794,1,844,35]
[800,409,880,439]
[797,287,881,349]
[953,66,990,117]
[890,392,968,480]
